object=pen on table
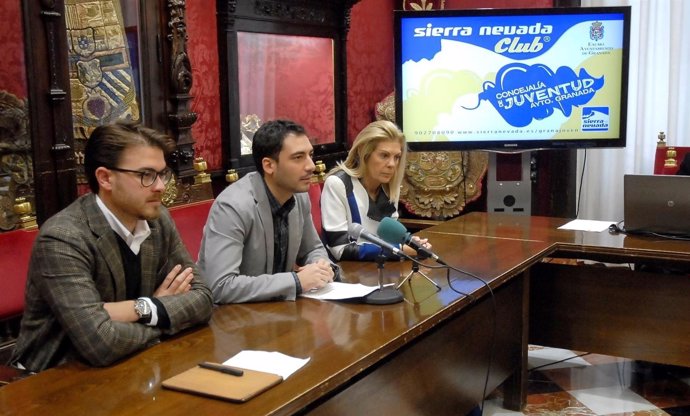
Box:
[198,362,244,376]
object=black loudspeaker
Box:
[487,152,532,215]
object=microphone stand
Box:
[364,253,404,305]
[397,256,441,291]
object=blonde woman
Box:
[321,120,428,261]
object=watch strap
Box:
[139,297,158,327]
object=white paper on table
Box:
[223,350,310,380]
[299,281,379,300]
[558,219,616,232]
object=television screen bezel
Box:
[394,6,632,152]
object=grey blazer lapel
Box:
[250,173,275,273]
[139,226,157,296]
[286,202,302,268]
[83,195,127,300]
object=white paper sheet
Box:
[223,350,310,380]
[558,219,616,232]
[299,281,380,300]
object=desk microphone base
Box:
[364,287,404,305]
[397,263,441,291]
[366,253,404,304]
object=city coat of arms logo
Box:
[590,21,604,41]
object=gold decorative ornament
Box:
[665,147,678,168]
[162,174,178,206]
[225,169,239,184]
[13,197,37,229]
[403,0,446,11]
[313,160,326,183]
[193,157,211,184]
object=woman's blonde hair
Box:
[329,120,407,203]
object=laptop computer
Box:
[624,174,690,236]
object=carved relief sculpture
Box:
[376,92,486,219]
[0,91,34,230]
[167,0,198,179]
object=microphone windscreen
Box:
[377,217,408,245]
[347,222,365,240]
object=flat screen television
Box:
[394,6,631,151]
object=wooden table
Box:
[0,230,550,416]
[3,212,689,415]
[427,212,690,367]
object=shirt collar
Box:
[95,195,151,255]
[262,178,295,216]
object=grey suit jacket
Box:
[198,172,329,303]
[10,194,213,372]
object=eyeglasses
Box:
[107,167,174,187]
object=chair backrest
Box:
[168,200,214,261]
[308,179,324,238]
[0,228,39,320]
[655,145,690,175]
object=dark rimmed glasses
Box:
[107,167,174,187]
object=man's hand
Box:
[295,259,334,292]
[154,264,194,297]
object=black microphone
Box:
[347,223,403,257]
[378,217,444,264]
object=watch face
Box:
[135,299,151,318]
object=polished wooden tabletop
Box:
[427,212,690,263]
[0,231,550,416]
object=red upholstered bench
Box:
[168,200,214,261]
[0,200,213,320]
[0,228,39,322]
[0,201,211,379]
[168,191,324,259]
[0,227,38,382]
[307,182,323,237]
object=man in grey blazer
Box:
[10,122,213,372]
[198,119,337,303]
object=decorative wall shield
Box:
[376,92,487,219]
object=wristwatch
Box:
[133,298,152,324]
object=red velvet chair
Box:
[168,200,214,261]
[308,181,323,237]
[654,134,690,175]
[0,228,38,322]
[1,227,39,382]
[0,201,215,319]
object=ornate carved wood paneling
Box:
[24,0,77,225]
[216,0,358,177]
[166,0,198,179]
[11,0,210,226]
